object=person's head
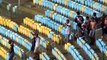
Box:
[66,19,70,23]
[32,30,39,37]
[8,40,14,45]
[86,16,89,20]
[77,11,80,16]
[93,12,96,17]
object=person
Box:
[64,19,71,42]
[31,30,40,60]
[8,40,14,60]
[20,49,24,60]
[80,24,87,37]
[89,18,96,45]
[102,15,107,40]
[75,11,84,29]
[85,16,91,34]
[92,12,98,23]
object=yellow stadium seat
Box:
[39,0,42,5]
[82,6,86,13]
[53,4,58,11]
[58,25,63,32]
[16,36,20,43]
[64,44,67,51]
[0,46,7,59]
[105,0,107,4]
[67,43,71,46]
[70,11,75,18]
[50,11,54,18]
[106,50,107,56]
[0,35,2,39]
[33,0,36,4]
[64,0,68,6]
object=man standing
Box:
[89,18,96,45]
[64,19,71,42]
[8,40,14,60]
[75,11,84,29]
[31,30,40,60]
[92,12,98,23]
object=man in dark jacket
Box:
[9,40,14,60]
[75,11,84,29]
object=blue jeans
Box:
[89,29,95,37]
[65,34,70,42]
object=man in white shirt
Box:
[31,31,40,59]
[64,19,71,42]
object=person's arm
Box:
[75,17,77,23]
[81,16,84,23]
[34,37,40,53]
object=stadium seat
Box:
[96,39,107,56]
[24,17,62,44]
[51,0,102,17]
[75,0,107,14]
[0,26,32,51]
[64,43,83,60]
[0,35,24,58]
[52,47,67,60]
[0,46,7,59]
[77,37,99,60]
[40,52,50,60]
[0,17,18,31]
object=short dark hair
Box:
[93,12,96,16]
[66,19,70,23]
[77,11,80,15]
[86,16,89,20]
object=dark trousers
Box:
[9,52,14,60]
